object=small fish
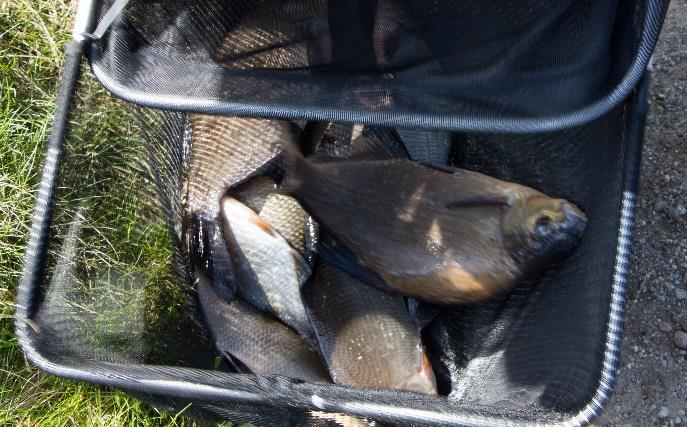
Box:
[303,260,437,394]
[280,134,587,304]
[195,273,330,383]
[220,196,314,341]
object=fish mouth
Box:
[557,202,587,242]
[523,201,588,268]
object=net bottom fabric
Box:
[19,71,640,425]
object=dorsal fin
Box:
[445,195,511,209]
[359,126,409,160]
[340,131,409,162]
[318,235,391,292]
[305,134,385,164]
[407,298,441,330]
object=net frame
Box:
[14,0,657,425]
[86,0,667,133]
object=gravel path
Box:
[599,0,687,425]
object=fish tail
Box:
[279,137,307,195]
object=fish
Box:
[180,116,292,300]
[303,260,437,394]
[307,411,375,427]
[220,195,314,342]
[303,122,356,158]
[234,175,278,213]
[186,214,236,301]
[234,175,316,257]
[214,0,331,70]
[279,133,587,305]
[183,115,291,218]
[259,193,313,256]
[195,272,330,383]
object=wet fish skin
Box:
[220,196,314,341]
[281,137,587,304]
[259,193,311,256]
[233,175,316,258]
[234,175,277,213]
[303,260,437,394]
[184,214,236,302]
[184,115,291,218]
[195,273,330,383]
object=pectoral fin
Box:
[317,235,391,292]
[445,195,510,209]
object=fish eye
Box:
[533,214,554,237]
[535,215,551,228]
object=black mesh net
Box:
[16,0,665,425]
[89,0,667,131]
[18,68,642,425]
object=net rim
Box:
[14,78,648,426]
[86,0,665,134]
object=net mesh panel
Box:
[88,0,663,129]
[21,0,661,424]
[23,61,639,424]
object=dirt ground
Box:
[598,0,687,425]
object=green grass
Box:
[0,2,212,425]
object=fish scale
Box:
[196,274,330,383]
[303,261,436,393]
[234,175,277,213]
[233,175,315,258]
[259,193,310,255]
[220,196,314,343]
[281,132,587,305]
[184,115,288,218]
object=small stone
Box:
[675,316,687,331]
[676,288,687,301]
[667,207,684,221]
[659,320,673,332]
[659,406,671,419]
[677,205,687,216]
[676,417,683,425]
[678,410,685,417]
[674,331,687,349]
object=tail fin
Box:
[278,136,307,195]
